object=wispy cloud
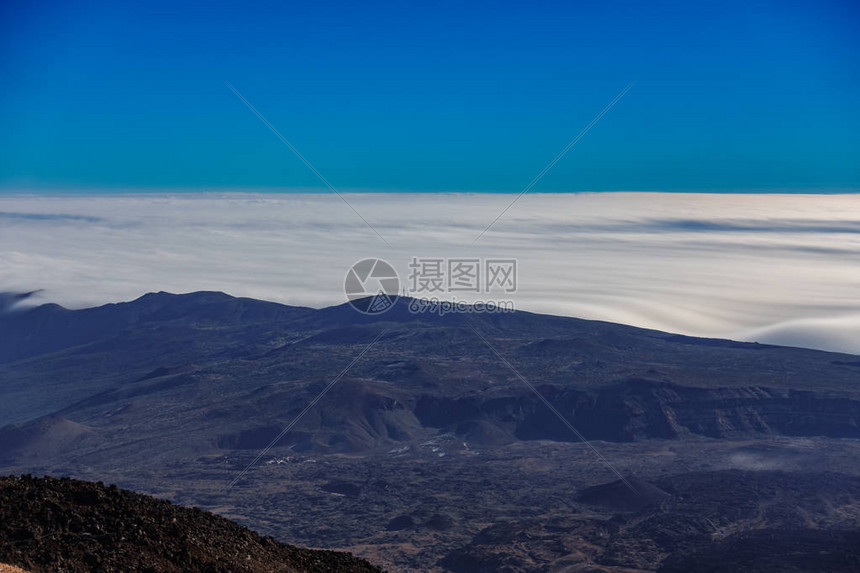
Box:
[0,212,104,223]
[0,192,858,354]
[0,290,43,313]
[568,218,860,234]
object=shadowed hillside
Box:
[0,475,383,573]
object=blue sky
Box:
[1,0,858,193]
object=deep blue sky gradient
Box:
[1,0,858,192]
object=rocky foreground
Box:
[0,475,384,573]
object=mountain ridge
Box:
[0,290,847,362]
[1,290,858,467]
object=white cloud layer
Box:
[1,192,859,354]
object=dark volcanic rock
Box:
[0,475,384,573]
[450,419,512,446]
[575,476,672,513]
[0,416,95,464]
[320,481,362,498]
[442,470,860,573]
[384,515,414,531]
[440,517,600,573]
[424,513,455,531]
[658,529,860,572]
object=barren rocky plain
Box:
[2,291,860,571]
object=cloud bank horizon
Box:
[1,192,858,354]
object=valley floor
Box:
[6,436,860,572]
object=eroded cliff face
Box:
[414,379,860,444]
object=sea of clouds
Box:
[1,192,858,354]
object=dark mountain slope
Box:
[442,470,860,572]
[0,474,383,573]
[0,291,314,364]
[1,291,859,456]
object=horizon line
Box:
[1,187,859,197]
